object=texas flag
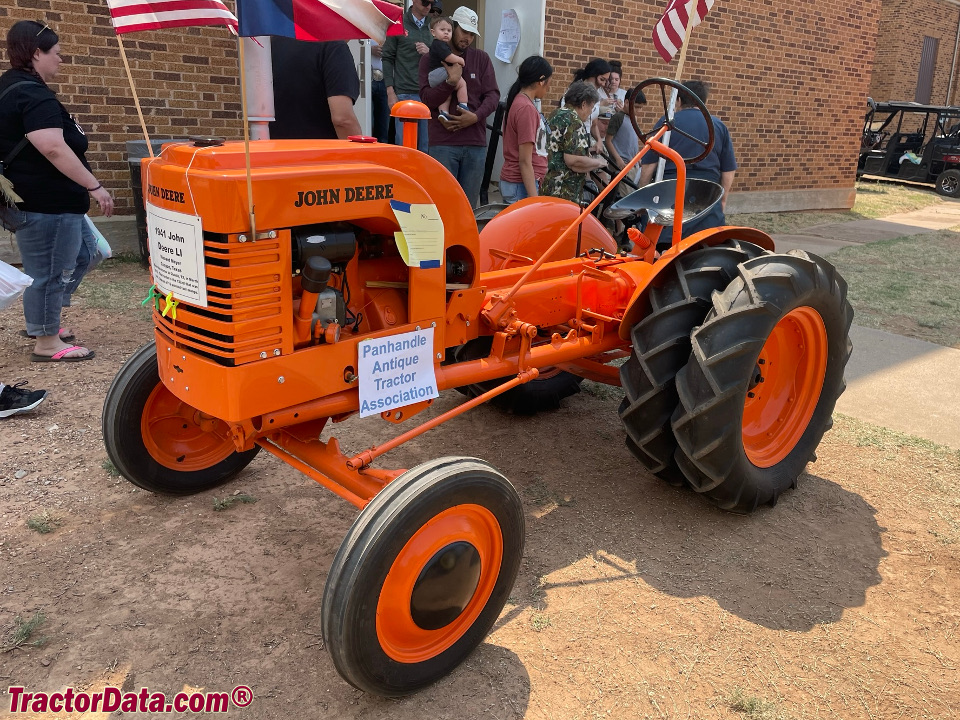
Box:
[238,0,405,44]
[652,0,715,63]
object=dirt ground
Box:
[1,262,958,720]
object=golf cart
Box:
[857,99,960,197]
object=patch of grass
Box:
[75,277,150,310]
[729,181,942,234]
[102,251,145,265]
[212,493,258,511]
[727,689,788,720]
[26,512,62,535]
[530,613,551,632]
[831,414,960,543]
[2,611,47,653]
[851,180,943,217]
[524,478,553,505]
[102,459,121,477]
[728,210,855,235]
[73,263,152,311]
[830,229,960,348]
[832,413,960,459]
[581,379,623,401]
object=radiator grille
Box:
[154,232,290,366]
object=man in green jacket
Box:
[382,0,436,150]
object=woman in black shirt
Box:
[0,20,113,361]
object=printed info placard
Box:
[146,202,208,307]
[358,327,439,418]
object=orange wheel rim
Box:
[376,504,503,663]
[742,306,828,468]
[536,366,563,381]
[141,384,236,471]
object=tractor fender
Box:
[617,226,775,341]
[477,196,619,272]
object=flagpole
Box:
[237,36,257,240]
[115,34,154,158]
[655,0,700,182]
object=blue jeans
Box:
[8,210,93,335]
[429,145,486,209]
[393,92,429,152]
[499,179,534,205]
[372,80,390,144]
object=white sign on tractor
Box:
[146,203,208,308]
[357,327,439,418]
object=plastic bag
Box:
[84,214,112,269]
[0,259,33,310]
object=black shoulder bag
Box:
[0,81,42,230]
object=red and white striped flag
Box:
[652,0,714,63]
[105,0,238,34]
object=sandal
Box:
[30,346,96,363]
[19,328,76,341]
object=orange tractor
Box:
[103,79,852,696]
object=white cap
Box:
[450,6,481,36]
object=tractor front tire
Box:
[322,457,524,696]
[671,251,853,513]
[619,239,767,485]
[102,342,259,494]
[935,168,960,198]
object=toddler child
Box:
[426,16,469,123]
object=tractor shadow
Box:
[422,389,887,634]
[512,468,885,633]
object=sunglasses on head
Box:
[35,20,52,36]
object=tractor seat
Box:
[604,177,724,227]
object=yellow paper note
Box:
[390,201,444,269]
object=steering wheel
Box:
[627,78,714,164]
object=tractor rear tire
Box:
[935,168,960,198]
[454,337,583,413]
[322,457,524,696]
[671,250,853,513]
[102,342,259,494]
[618,239,767,485]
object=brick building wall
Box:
[2,1,884,215]
[869,0,960,106]
[543,0,882,210]
[0,2,243,215]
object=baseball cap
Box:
[430,0,443,13]
[450,6,480,36]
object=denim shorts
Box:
[6,209,93,336]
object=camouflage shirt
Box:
[540,106,590,203]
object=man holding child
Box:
[419,6,499,209]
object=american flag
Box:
[105,0,239,34]
[652,0,714,63]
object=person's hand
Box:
[443,109,478,131]
[590,140,603,155]
[414,41,429,55]
[387,86,398,107]
[91,186,114,217]
[371,44,383,58]
[445,62,463,86]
